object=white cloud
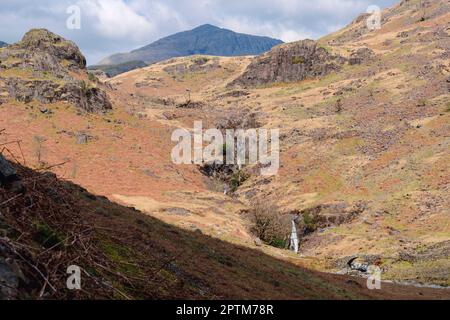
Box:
[219,17,312,42]
[0,0,399,64]
[78,0,155,41]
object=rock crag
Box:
[0,29,111,113]
[230,40,346,87]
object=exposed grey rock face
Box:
[294,202,366,236]
[0,29,111,113]
[20,29,86,71]
[229,40,346,87]
[3,78,111,113]
[349,47,375,65]
[0,29,85,77]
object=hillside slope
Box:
[88,60,148,78]
[105,0,450,286]
[0,0,448,296]
[98,24,283,66]
[1,157,448,299]
[225,0,450,285]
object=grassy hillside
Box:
[0,0,448,298]
[1,161,448,299]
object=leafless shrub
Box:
[32,135,46,165]
[216,108,261,130]
[247,200,290,248]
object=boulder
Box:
[0,155,24,193]
[75,132,91,144]
[0,155,18,185]
[347,257,370,272]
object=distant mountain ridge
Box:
[98,24,283,66]
[88,60,148,78]
[0,41,8,48]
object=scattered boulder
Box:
[348,48,375,65]
[229,40,346,87]
[294,202,366,235]
[164,207,191,216]
[176,100,204,109]
[218,90,251,99]
[39,107,52,115]
[254,238,263,247]
[164,58,221,77]
[75,132,92,144]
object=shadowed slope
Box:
[1,161,448,299]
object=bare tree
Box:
[247,200,290,248]
[33,136,46,165]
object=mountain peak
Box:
[193,24,221,31]
[98,25,283,66]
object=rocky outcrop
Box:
[349,47,375,65]
[229,40,346,87]
[294,202,366,235]
[0,29,111,113]
[0,29,85,78]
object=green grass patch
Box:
[33,222,64,249]
[100,240,142,277]
[292,56,305,64]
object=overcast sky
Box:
[0,0,398,64]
